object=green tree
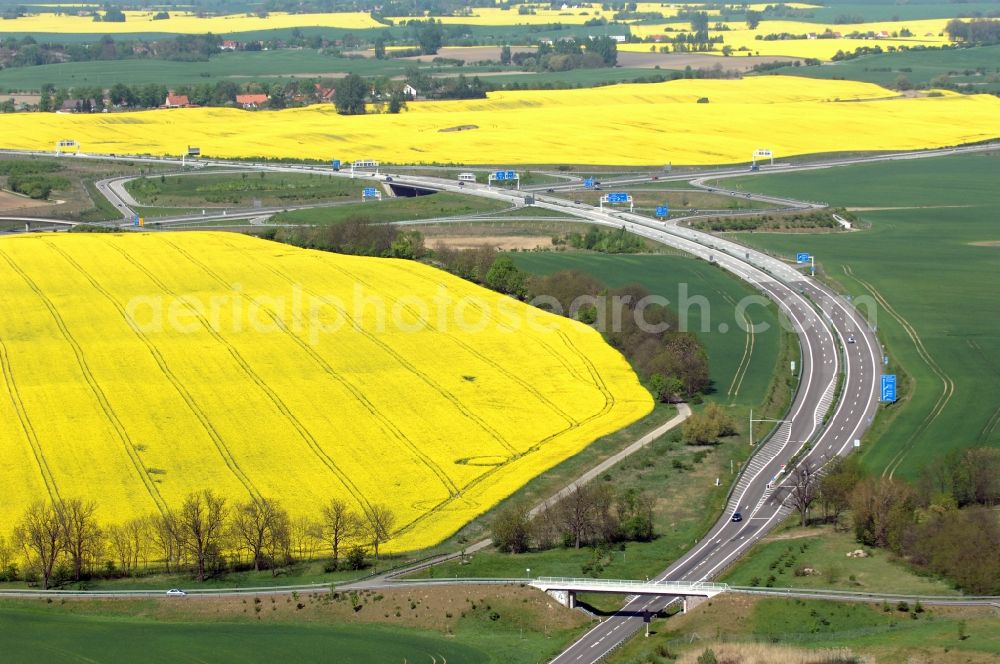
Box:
[333,73,368,115]
[38,83,54,112]
[373,37,386,59]
[589,36,618,66]
[649,373,683,403]
[745,10,762,29]
[388,89,406,114]
[416,19,443,55]
[499,44,512,65]
[388,230,422,258]
[485,255,528,299]
[491,503,531,553]
[818,456,863,524]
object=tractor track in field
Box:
[46,240,265,503]
[0,251,168,515]
[351,257,580,428]
[0,335,61,503]
[184,238,463,497]
[842,265,955,479]
[107,240,376,516]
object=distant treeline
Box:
[946,18,1000,44]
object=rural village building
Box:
[164,93,190,108]
[235,93,268,109]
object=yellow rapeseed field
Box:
[0,77,997,165]
[0,10,383,34]
[628,18,953,59]
[0,232,651,551]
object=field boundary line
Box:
[188,239,463,497]
[0,335,61,503]
[46,240,264,502]
[336,257,579,428]
[843,266,954,478]
[105,240,375,515]
[0,250,168,514]
[728,306,755,398]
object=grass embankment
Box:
[611,593,999,663]
[125,171,359,209]
[0,584,588,663]
[553,187,771,218]
[720,525,958,595]
[272,191,511,225]
[718,150,1000,479]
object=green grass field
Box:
[720,526,958,595]
[0,603,488,663]
[511,252,782,406]
[126,171,359,208]
[613,593,1000,663]
[762,44,1000,94]
[0,48,672,92]
[273,191,510,225]
[0,50,404,90]
[717,150,1000,479]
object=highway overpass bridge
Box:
[530,577,728,612]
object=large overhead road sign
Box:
[488,170,520,189]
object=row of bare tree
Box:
[0,491,396,589]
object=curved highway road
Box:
[1,146,990,658]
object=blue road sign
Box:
[505,170,516,180]
[362,187,378,197]
[607,192,628,203]
[494,171,506,180]
[331,159,341,170]
[133,215,139,226]
[584,178,594,189]
[655,205,669,218]
[880,374,897,402]
[796,252,811,264]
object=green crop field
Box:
[721,526,958,595]
[801,1,1000,23]
[512,252,783,407]
[717,150,1000,479]
[0,50,422,91]
[762,44,1000,94]
[126,171,359,208]
[273,191,510,225]
[0,52,673,93]
[0,603,489,663]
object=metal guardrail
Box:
[731,586,1000,602]
[534,577,729,592]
